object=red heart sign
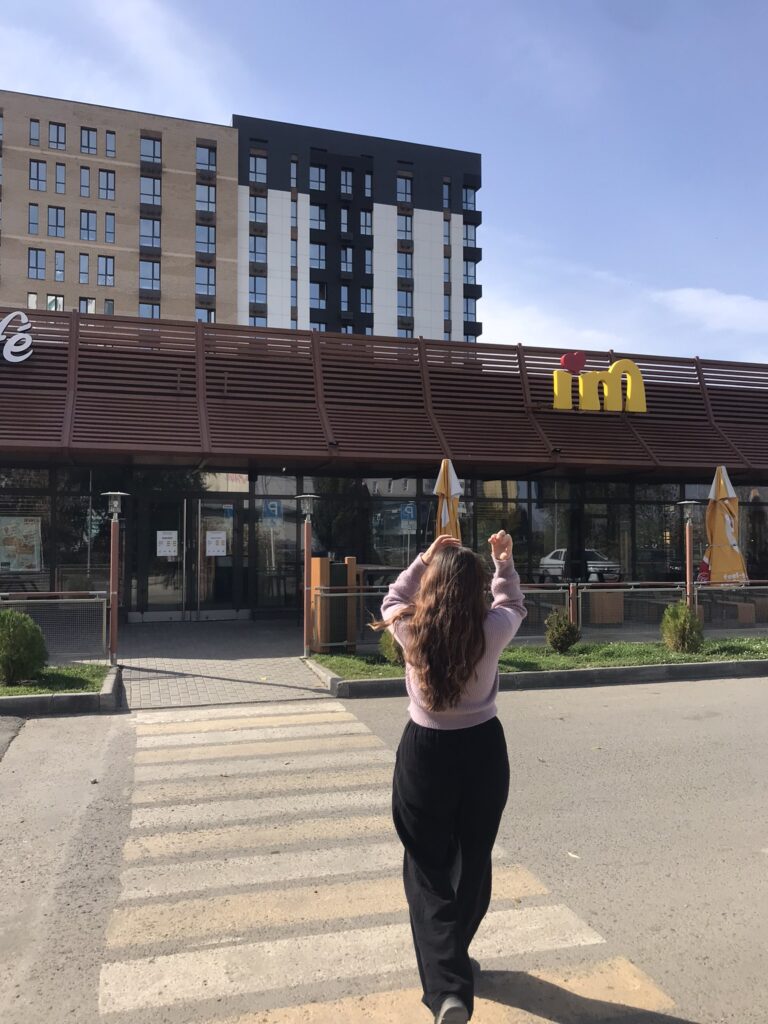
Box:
[560,351,586,375]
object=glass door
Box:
[144,499,187,619]
[197,499,247,618]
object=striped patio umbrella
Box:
[433,458,463,541]
[702,465,748,585]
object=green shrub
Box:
[661,601,703,654]
[0,610,48,685]
[379,628,405,667]
[545,610,581,654]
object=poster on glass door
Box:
[206,530,227,557]
[156,531,178,557]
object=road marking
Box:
[206,957,674,1022]
[134,733,384,764]
[99,905,604,1013]
[132,746,394,782]
[132,764,393,805]
[135,720,370,748]
[119,839,404,900]
[134,700,341,725]
[136,710,355,736]
[130,786,392,831]
[107,864,548,949]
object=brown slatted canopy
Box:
[1,309,766,479]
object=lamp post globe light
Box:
[677,500,700,609]
[101,492,130,665]
[296,495,319,657]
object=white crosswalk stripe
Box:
[96,697,679,1020]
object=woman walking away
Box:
[375,531,526,1023]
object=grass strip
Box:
[0,663,109,697]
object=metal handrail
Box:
[0,590,107,600]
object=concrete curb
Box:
[0,665,123,717]
[304,657,767,699]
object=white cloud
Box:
[480,294,619,351]
[652,287,768,335]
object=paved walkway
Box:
[120,621,327,710]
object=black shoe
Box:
[434,996,469,1023]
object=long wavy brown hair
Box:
[373,546,488,711]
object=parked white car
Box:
[538,548,622,582]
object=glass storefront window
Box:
[636,483,682,502]
[583,502,631,581]
[478,480,529,500]
[253,474,297,496]
[634,503,682,581]
[0,468,50,490]
[54,496,112,591]
[533,480,570,502]
[255,497,298,608]
[198,472,250,493]
[371,500,419,567]
[530,502,572,582]
[584,482,630,500]
[422,478,471,497]
[362,478,416,497]
[0,494,51,590]
[741,499,768,580]
[418,500,474,554]
[476,500,528,574]
[131,468,211,492]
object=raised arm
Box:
[486,530,527,645]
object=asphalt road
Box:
[0,677,765,1023]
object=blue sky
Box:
[4,0,768,361]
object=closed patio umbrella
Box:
[702,465,748,585]
[434,458,462,541]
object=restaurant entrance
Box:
[132,496,250,621]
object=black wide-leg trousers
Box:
[392,716,510,1019]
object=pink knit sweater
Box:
[381,553,526,730]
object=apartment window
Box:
[463,223,477,246]
[310,322,326,332]
[309,281,326,309]
[29,160,47,191]
[140,136,161,163]
[54,251,65,282]
[47,206,65,237]
[79,297,96,314]
[398,328,413,338]
[104,299,114,315]
[397,214,412,240]
[396,176,412,203]
[46,294,64,311]
[443,219,451,245]
[360,287,372,314]
[397,290,412,317]
[80,210,96,241]
[196,224,216,254]
[139,303,160,319]
[364,249,373,274]
[55,163,66,194]
[463,297,476,321]
[364,326,373,336]
[340,284,349,312]
[360,210,372,235]
[27,248,46,279]
[249,154,267,183]
[464,334,476,343]
[250,233,266,262]
[97,255,115,287]
[48,122,66,150]
[28,204,39,235]
[195,265,216,296]
[444,332,451,341]
[340,168,353,195]
[140,176,161,205]
[139,260,160,291]
[290,279,297,306]
[443,182,450,209]
[340,324,354,334]
[443,256,451,283]
[364,172,372,198]
[27,293,38,309]
[79,253,89,284]
[462,187,477,211]
[196,184,216,212]
[291,200,297,227]
[0,114,3,141]
[444,294,451,320]
[29,119,40,146]
[99,169,115,200]
[105,212,115,243]
[309,204,326,230]
[249,194,267,222]
[290,238,297,267]
[340,207,349,233]
[398,251,413,278]
[290,159,298,187]
[105,131,116,158]
[80,127,97,154]
[340,246,353,273]
[196,145,216,171]
[309,243,326,269]
[249,275,267,304]
[80,166,90,197]
[250,315,268,327]
[196,308,216,323]
[140,218,160,248]
[463,260,477,285]
[309,165,326,191]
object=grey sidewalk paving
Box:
[120,620,329,709]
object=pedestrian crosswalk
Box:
[99,699,679,1021]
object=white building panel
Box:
[372,203,398,337]
[266,189,291,329]
[413,209,444,341]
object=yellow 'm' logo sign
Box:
[552,356,647,413]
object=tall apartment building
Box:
[0,91,481,340]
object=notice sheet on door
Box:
[156,531,178,557]
[206,530,227,557]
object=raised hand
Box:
[488,530,513,562]
[421,534,462,565]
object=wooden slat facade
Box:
[1,309,767,478]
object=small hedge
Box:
[545,610,581,654]
[379,629,405,667]
[661,601,703,654]
[0,609,48,685]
